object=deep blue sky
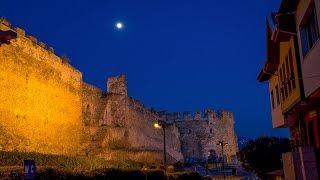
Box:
[1,0,288,138]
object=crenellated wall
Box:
[0,18,183,163]
[171,110,238,163]
[0,18,237,165]
[0,18,84,155]
[81,75,184,163]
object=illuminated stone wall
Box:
[82,75,184,163]
[0,19,84,155]
[0,19,236,164]
[0,17,183,162]
[172,110,239,163]
[82,82,103,126]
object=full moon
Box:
[116,22,123,29]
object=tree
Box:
[238,136,291,179]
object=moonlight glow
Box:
[116,22,123,29]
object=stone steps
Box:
[86,126,110,155]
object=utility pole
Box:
[217,140,228,180]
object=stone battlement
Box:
[0,18,80,76]
[107,74,128,95]
[164,109,233,122]
[0,18,237,164]
[128,97,160,119]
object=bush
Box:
[238,136,290,179]
[0,151,204,179]
[167,171,202,180]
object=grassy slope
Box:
[0,151,141,172]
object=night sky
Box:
[1,0,288,138]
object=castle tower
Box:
[107,74,128,96]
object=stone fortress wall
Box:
[0,18,238,164]
[0,19,84,155]
[0,18,183,163]
[165,110,238,163]
[82,75,184,163]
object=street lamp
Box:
[154,122,162,129]
[217,140,228,180]
[154,120,171,165]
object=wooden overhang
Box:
[257,20,279,82]
[257,0,297,82]
[273,0,297,34]
[0,30,17,45]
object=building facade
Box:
[258,0,320,179]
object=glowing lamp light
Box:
[154,122,162,129]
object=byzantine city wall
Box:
[0,19,84,155]
[166,110,238,163]
[0,18,238,164]
[82,75,183,163]
[0,19,183,163]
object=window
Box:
[288,49,296,90]
[210,128,213,134]
[279,67,284,101]
[271,90,275,109]
[279,48,297,102]
[286,56,292,94]
[300,5,320,57]
[282,66,288,99]
[275,85,280,105]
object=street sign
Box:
[24,160,36,179]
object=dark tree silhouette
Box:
[238,136,291,179]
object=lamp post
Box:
[217,140,228,180]
[154,120,171,165]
